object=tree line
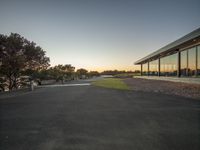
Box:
[0,33,138,91]
[0,33,101,91]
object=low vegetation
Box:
[114,72,141,78]
[92,78,130,90]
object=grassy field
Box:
[92,78,130,90]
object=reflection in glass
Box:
[141,45,199,77]
[188,47,196,76]
[149,59,158,75]
[160,53,177,76]
[180,50,187,76]
[142,63,148,75]
[198,45,200,76]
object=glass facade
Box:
[149,59,158,75]
[180,50,187,76]
[160,53,177,76]
[188,47,196,76]
[142,63,148,75]
[198,45,200,76]
[140,44,200,77]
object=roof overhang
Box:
[134,28,200,65]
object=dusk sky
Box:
[0,0,200,71]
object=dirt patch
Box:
[123,78,200,100]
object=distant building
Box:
[134,28,200,77]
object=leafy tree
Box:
[23,69,53,85]
[76,68,88,78]
[0,33,50,91]
[49,64,75,82]
[88,71,100,77]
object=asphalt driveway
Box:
[0,81,200,150]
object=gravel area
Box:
[124,78,200,100]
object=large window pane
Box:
[180,50,187,76]
[142,63,148,76]
[160,53,177,76]
[198,45,200,76]
[149,59,158,76]
[188,47,196,76]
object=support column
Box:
[147,61,149,76]
[186,50,188,76]
[195,46,198,77]
[177,51,181,77]
[158,58,160,76]
[141,64,143,76]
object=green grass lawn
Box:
[92,78,130,90]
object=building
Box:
[134,28,200,77]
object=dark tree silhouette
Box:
[76,68,88,78]
[0,33,50,91]
[48,64,75,82]
[88,71,100,77]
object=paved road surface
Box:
[0,80,200,150]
